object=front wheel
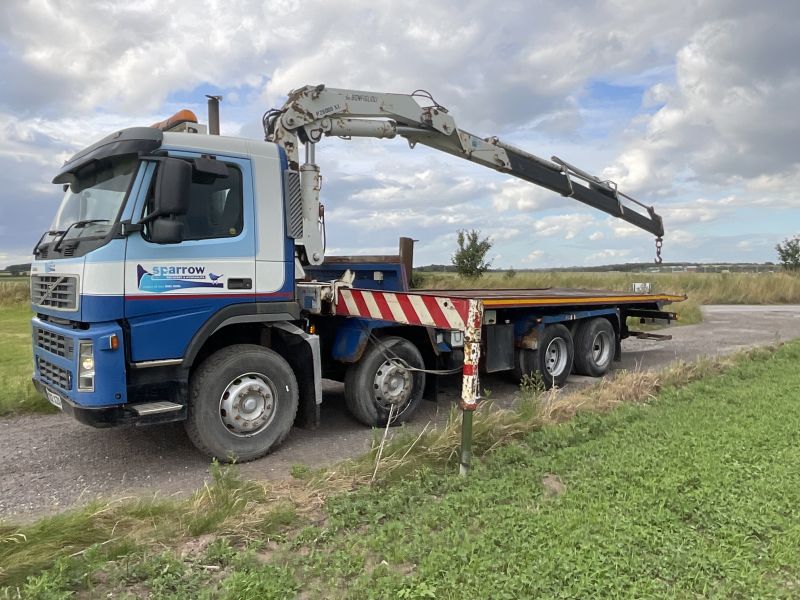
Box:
[344,336,426,427]
[185,344,298,462]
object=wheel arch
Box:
[331,319,438,370]
[182,301,301,369]
[184,302,321,429]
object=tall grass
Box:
[338,346,778,483]
[0,462,294,585]
[417,270,800,305]
[0,282,27,308]
[0,304,49,415]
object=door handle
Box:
[227,278,252,290]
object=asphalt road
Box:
[2,305,800,521]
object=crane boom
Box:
[265,84,664,266]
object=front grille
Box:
[37,357,72,391]
[34,327,74,358]
[31,275,78,310]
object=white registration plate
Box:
[45,388,63,410]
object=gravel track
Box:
[2,305,799,521]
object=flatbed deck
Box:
[332,285,684,333]
[416,287,685,309]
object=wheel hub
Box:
[544,338,568,376]
[219,373,277,437]
[592,331,612,366]
[373,360,413,408]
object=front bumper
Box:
[31,316,127,410]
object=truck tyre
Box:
[185,344,298,463]
[512,348,537,383]
[344,336,426,427]
[572,318,615,377]
[536,324,574,389]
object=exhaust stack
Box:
[206,95,222,135]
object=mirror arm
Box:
[120,220,144,235]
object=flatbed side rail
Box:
[335,288,473,330]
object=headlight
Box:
[78,341,95,391]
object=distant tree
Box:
[504,265,517,280]
[776,235,800,272]
[452,229,493,279]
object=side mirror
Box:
[152,157,191,217]
[149,218,184,244]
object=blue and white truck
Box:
[29,85,682,461]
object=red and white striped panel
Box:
[335,289,471,330]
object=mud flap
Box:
[273,323,322,429]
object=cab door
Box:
[123,153,257,362]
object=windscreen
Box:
[49,156,138,241]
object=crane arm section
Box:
[265,84,664,266]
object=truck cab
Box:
[31,121,311,447]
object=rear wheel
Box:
[512,347,537,383]
[536,324,574,389]
[185,344,298,462]
[344,336,425,427]
[573,318,615,377]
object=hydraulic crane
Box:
[264,84,665,267]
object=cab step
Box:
[130,401,183,416]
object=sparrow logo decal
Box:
[136,264,224,293]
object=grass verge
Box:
[418,270,800,304]
[0,282,28,307]
[0,304,51,416]
[3,342,798,598]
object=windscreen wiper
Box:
[32,230,64,256]
[53,219,110,252]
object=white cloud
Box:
[0,251,33,270]
[532,214,596,240]
[491,179,561,212]
[522,250,545,264]
[607,3,800,197]
[587,248,631,261]
[605,219,650,240]
[1,0,799,267]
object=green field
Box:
[4,342,800,598]
[0,304,51,416]
[417,270,800,326]
[0,281,53,415]
[417,269,800,304]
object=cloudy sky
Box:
[1,0,799,269]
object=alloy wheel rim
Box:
[544,337,568,376]
[373,360,413,411]
[219,372,277,437]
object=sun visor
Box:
[52,127,163,184]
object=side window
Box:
[143,161,244,241]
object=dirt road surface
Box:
[3,305,799,521]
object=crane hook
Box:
[654,237,664,264]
